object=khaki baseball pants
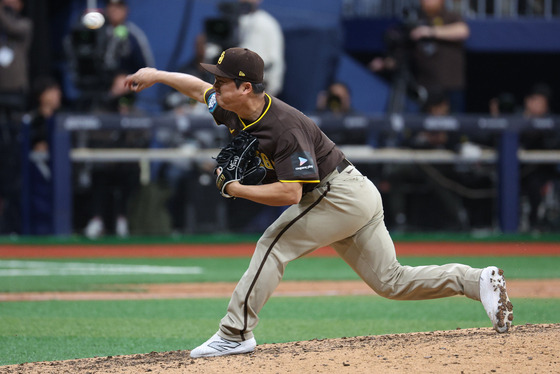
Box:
[218,165,483,341]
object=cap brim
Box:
[199,63,238,80]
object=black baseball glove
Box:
[214,131,266,198]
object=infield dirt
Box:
[1,324,558,373]
[1,280,559,373]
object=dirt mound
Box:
[2,324,558,374]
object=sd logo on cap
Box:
[201,48,264,84]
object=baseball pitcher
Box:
[124,47,513,358]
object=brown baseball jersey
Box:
[204,88,344,193]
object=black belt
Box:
[308,158,352,194]
[336,158,352,173]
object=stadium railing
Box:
[20,112,560,235]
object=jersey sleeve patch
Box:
[291,151,317,178]
[207,92,218,113]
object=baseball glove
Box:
[214,131,266,198]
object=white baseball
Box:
[82,11,105,30]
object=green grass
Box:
[1,254,558,366]
[0,296,558,366]
[1,256,559,293]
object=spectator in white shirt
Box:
[205,0,285,96]
[237,0,285,96]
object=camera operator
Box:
[370,0,469,113]
[65,0,154,109]
[204,0,285,96]
[103,0,154,76]
[315,82,353,115]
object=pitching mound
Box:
[3,324,558,374]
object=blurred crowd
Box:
[0,0,558,237]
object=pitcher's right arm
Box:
[124,68,213,104]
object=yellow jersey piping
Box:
[279,180,320,184]
[238,93,272,130]
[203,87,213,105]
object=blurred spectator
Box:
[23,77,63,235]
[489,92,517,116]
[523,83,552,118]
[521,83,555,150]
[422,88,450,116]
[487,83,559,231]
[518,0,552,16]
[205,0,285,96]
[315,82,353,114]
[82,72,149,239]
[314,81,373,145]
[370,0,469,113]
[65,0,154,110]
[82,154,145,239]
[380,90,472,231]
[163,34,214,113]
[182,34,215,84]
[83,163,139,239]
[408,91,457,150]
[0,0,32,120]
[28,76,62,152]
[160,33,223,232]
[0,0,31,234]
[237,0,284,96]
[103,0,155,75]
[519,83,559,232]
[159,34,216,232]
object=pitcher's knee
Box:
[371,266,408,299]
[374,284,406,299]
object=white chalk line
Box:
[0,260,203,276]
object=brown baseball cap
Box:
[200,48,264,84]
